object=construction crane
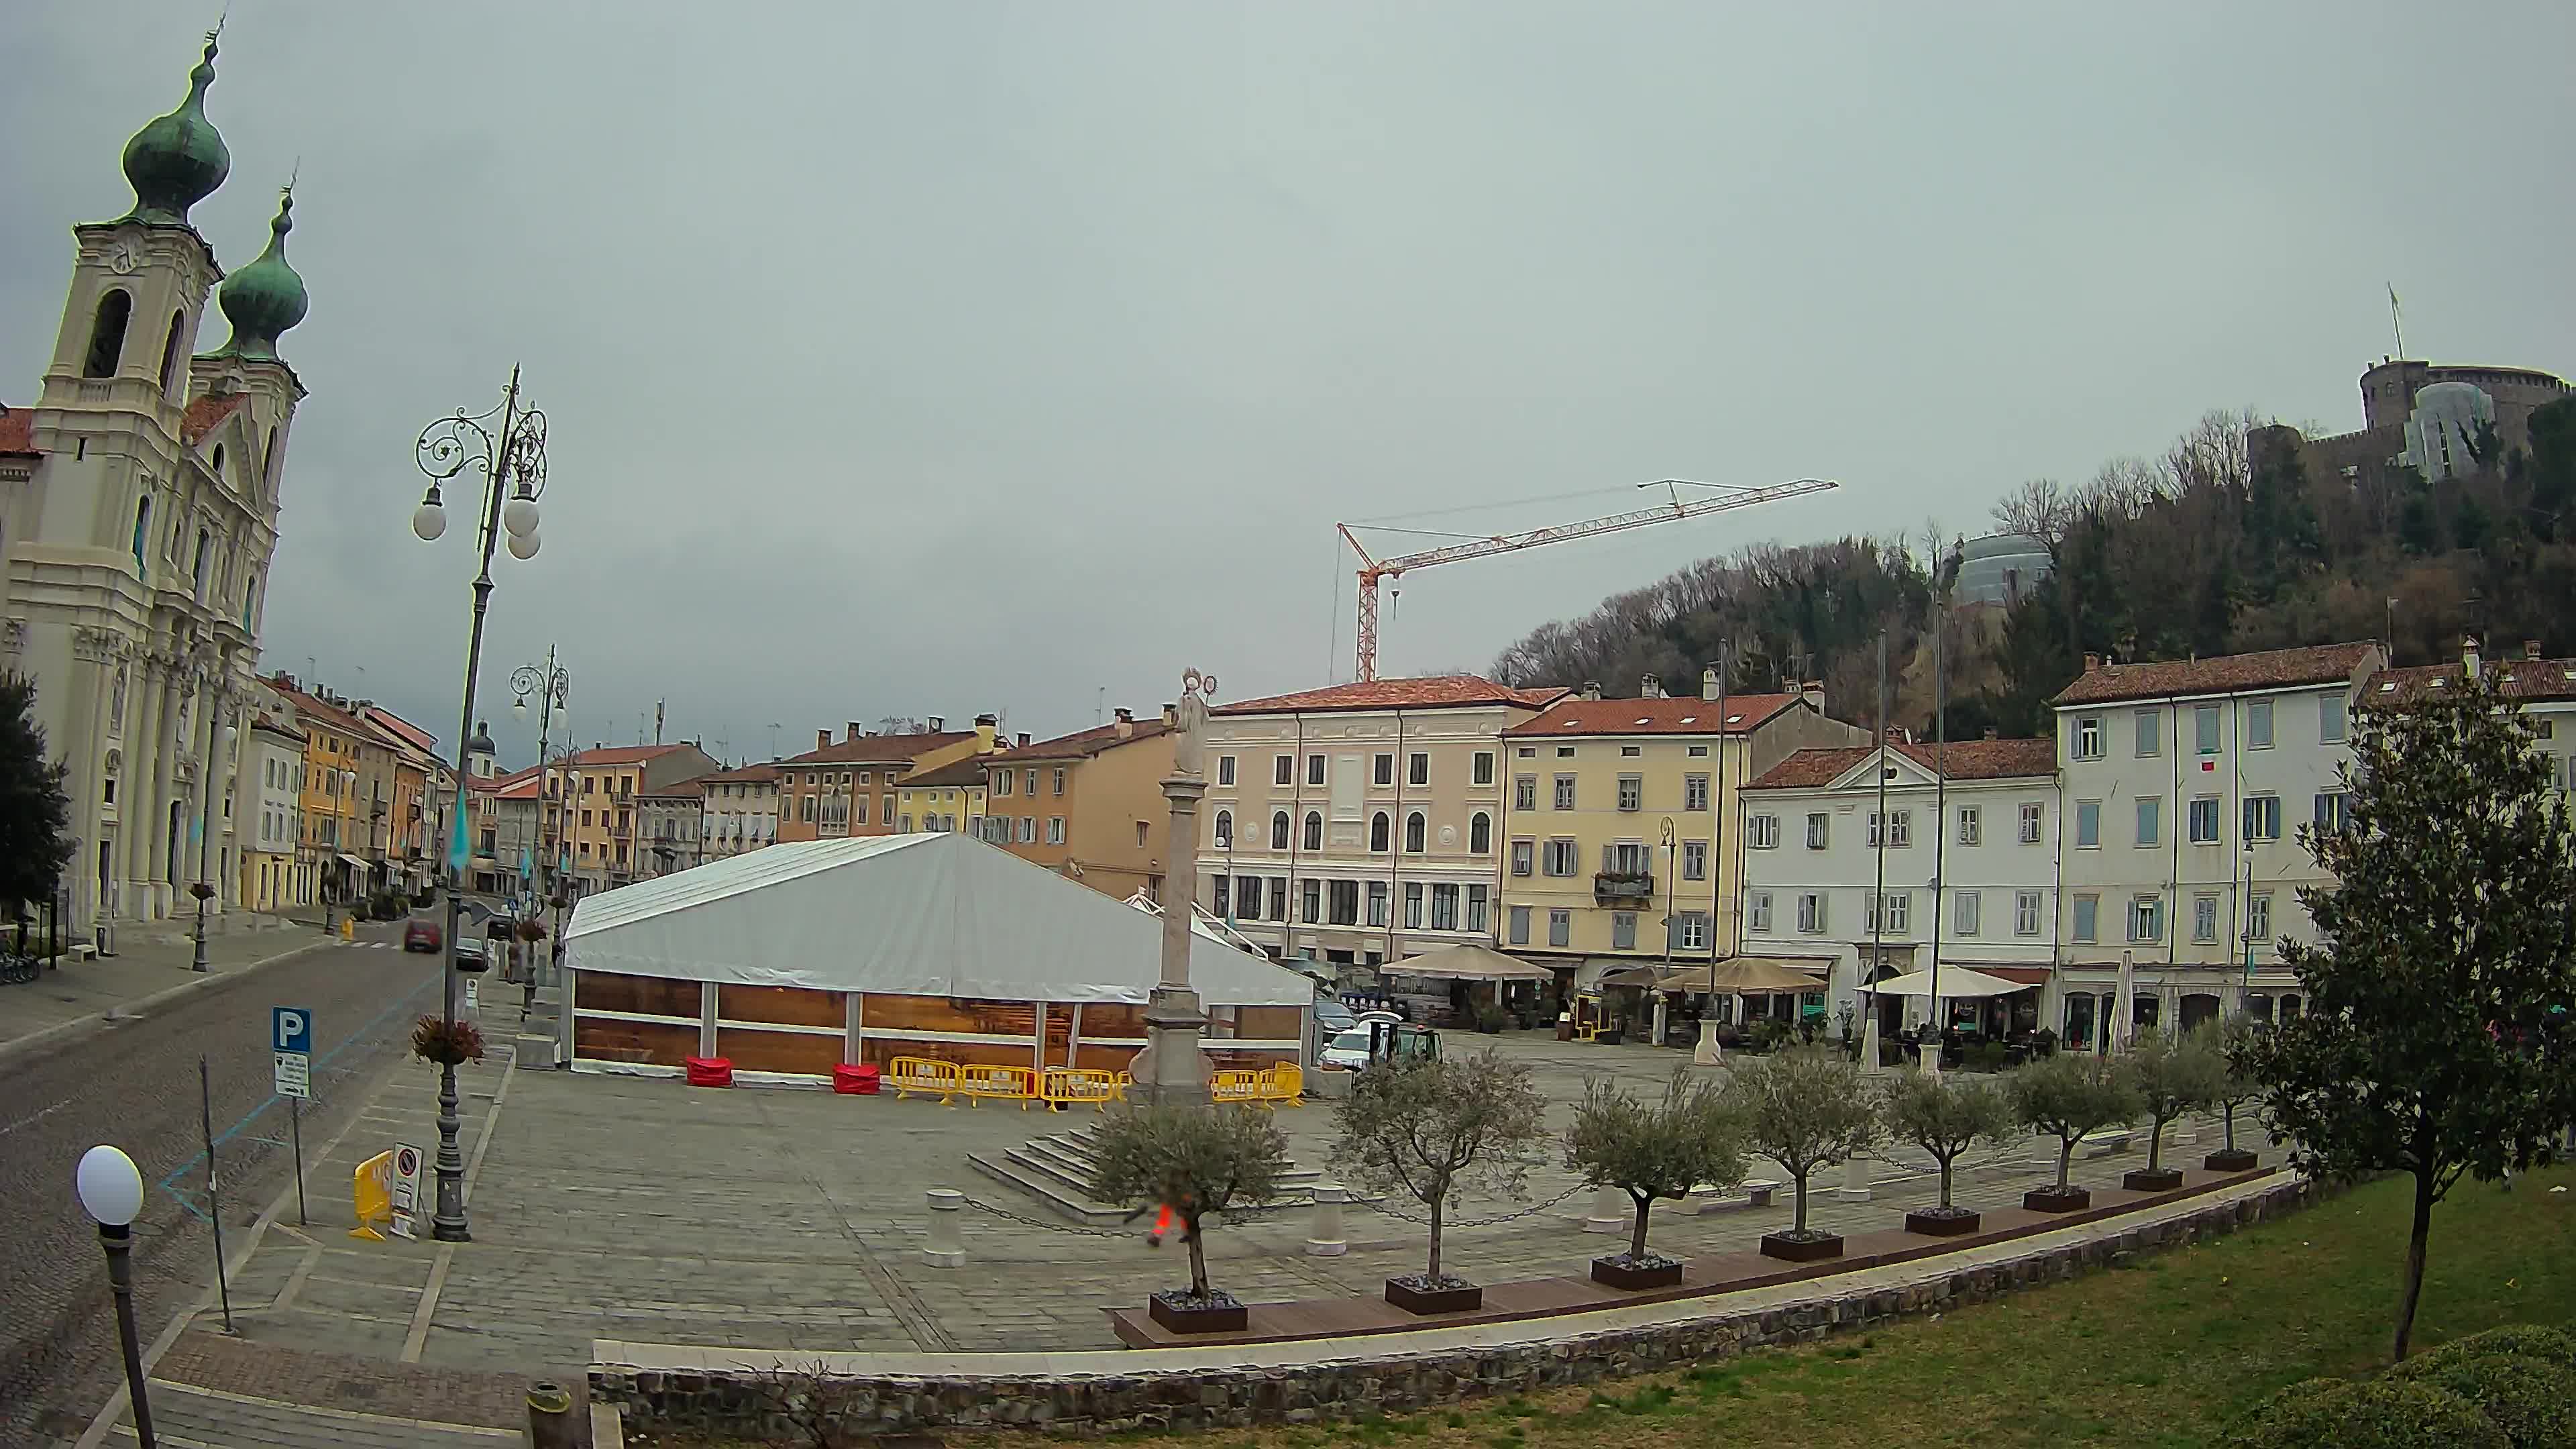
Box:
[1337,477,1839,682]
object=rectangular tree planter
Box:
[2123,1167,2185,1192]
[1758,1232,1843,1263]
[2023,1185,2092,1213]
[1904,1208,1981,1237]
[1384,1277,1483,1315]
[1590,1255,1685,1290]
[1147,1291,1247,1334]
[2203,1148,2259,1172]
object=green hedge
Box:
[2385,1355,2573,1449]
[2221,1324,2576,1449]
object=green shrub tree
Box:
[2206,1019,2266,1159]
[2121,1028,2227,1175]
[2008,1051,2141,1194]
[1880,1067,2015,1216]
[0,674,74,928]
[1562,1066,1746,1263]
[1334,1051,1550,1286]
[1723,1047,1883,1238]
[1089,1104,1290,1303]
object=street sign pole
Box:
[199,1055,233,1334]
[290,1098,307,1226]
[272,1008,315,1228]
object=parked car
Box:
[453,935,488,971]
[1353,1009,1402,1028]
[1313,999,1358,1036]
[1319,1028,1375,1071]
[402,919,442,953]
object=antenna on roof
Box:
[2387,283,2404,360]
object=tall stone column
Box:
[1137,668,1218,1108]
[124,658,168,919]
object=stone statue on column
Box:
[1136,667,1218,1107]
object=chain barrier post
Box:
[1832,1153,1874,1202]
[1582,1184,1626,1233]
[1303,1183,1348,1256]
[924,1188,966,1267]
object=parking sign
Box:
[272,1007,311,1055]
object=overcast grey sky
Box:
[7,3,2572,765]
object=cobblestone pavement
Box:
[195,1029,2275,1399]
[0,917,442,1446]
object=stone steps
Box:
[970,1124,1342,1224]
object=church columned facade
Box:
[0,32,310,935]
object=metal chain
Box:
[1358,1181,1587,1228]
[959,1195,1139,1239]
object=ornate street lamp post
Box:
[511,651,570,908]
[190,714,236,972]
[409,368,549,1242]
[1139,668,1217,1106]
[76,1145,155,1447]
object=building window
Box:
[2073,894,2099,944]
[1957,806,1980,845]
[1514,775,1537,810]
[1271,811,1290,849]
[1370,811,1390,852]
[1216,755,1235,786]
[1610,911,1636,950]
[1805,812,1829,849]
[1302,879,1323,923]
[1748,891,1772,932]
[2246,700,2274,749]
[2314,790,2347,833]
[995,771,1012,797]
[84,288,132,377]
[1681,841,1707,881]
[1403,811,1426,853]
[1371,752,1394,786]
[2320,694,2347,744]
[1617,775,1642,811]
[1468,812,1491,853]
[2135,796,2161,847]
[1510,839,1534,876]
[1472,751,1495,786]
[1621,745,1642,758]
[1553,775,1576,810]
[1796,892,1826,934]
[1683,774,1709,811]
[1409,752,1430,787]
[1214,810,1232,848]
[1268,877,1288,921]
[1404,881,1423,928]
[1556,745,1574,758]
[2074,716,2103,760]
[2195,704,2221,755]
[1955,890,1980,936]
[1238,876,1263,918]
[1329,879,1360,925]
[1542,838,1578,875]
[2189,796,2220,845]
[2129,894,2163,943]
[1046,816,1065,845]
[2135,709,2161,757]
[1368,879,1389,926]
[1867,810,1910,847]
[1867,892,1909,934]
[2247,892,2273,941]
[1431,883,1460,930]
[1508,904,1531,945]
[1748,814,1779,849]
[1019,816,1037,843]
[1303,810,1324,851]
[2015,890,2042,936]
[2074,800,2100,848]
[1274,754,1293,786]
[2192,893,2219,944]
[1305,754,1326,787]
[1214,876,1232,918]
[1052,767,1067,794]
[1022,769,1038,796]
[2019,801,2043,843]
[1548,908,1570,947]
[2243,794,2282,842]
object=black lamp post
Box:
[190,718,236,973]
[409,368,549,1243]
[76,1144,154,1448]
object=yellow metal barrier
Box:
[960,1063,1038,1108]
[1112,1071,1133,1103]
[1040,1067,1120,1112]
[1210,1067,1267,1106]
[1263,1061,1305,1107]
[886,1056,962,1105]
[350,1150,393,1241]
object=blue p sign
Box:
[272,1006,311,1055]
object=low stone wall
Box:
[594,1178,2310,1440]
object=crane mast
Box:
[1338,477,1838,682]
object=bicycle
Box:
[0,953,40,985]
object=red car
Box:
[402,919,443,953]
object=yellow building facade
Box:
[1498,676,1863,977]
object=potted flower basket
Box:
[411,1015,486,1067]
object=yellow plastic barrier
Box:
[886,1056,962,1105]
[1040,1067,1120,1112]
[1210,1067,1267,1106]
[959,1063,1038,1108]
[1263,1061,1305,1107]
[350,1150,393,1241]
[1113,1071,1132,1102]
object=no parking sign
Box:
[390,1142,423,1238]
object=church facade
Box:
[0,32,311,936]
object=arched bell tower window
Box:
[85,290,133,378]
[211,444,225,480]
[157,311,186,395]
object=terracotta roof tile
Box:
[985,718,1172,761]
[2051,643,2379,707]
[1504,694,1801,738]
[0,405,37,458]
[900,757,991,788]
[1748,737,2057,790]
[566,743,689,767]
[2369,657,2576,704]
[694,763,782,784]
[180,393,248,445]
[775,731,974,767]
[1215,675,1566,716]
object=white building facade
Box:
[2049,643,2383,1048]
[696,763,780,860]
[239,712,305,912]
[1739,737,2061,1039]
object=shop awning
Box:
[1381,944,1556,983]
[335,853,370,871]
[1960,965,2051,986]
[1862,966,2026,999]
[1605,956,1827,994]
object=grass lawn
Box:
[636,1165,2576,1449]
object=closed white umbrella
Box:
[2114,951,2135,1055]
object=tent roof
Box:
[1861,966,2027,999]
[1380,944,1555,982]
[564,833,1314,1007]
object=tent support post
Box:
[698,981,718,1059]
[845,992,863,1065]
[1031,1001,1046,1075]
[1068,1003,1083,1071]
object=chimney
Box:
[1114,707,1134,739]
[1581,680,1603,702]
[928,716,945,732]
[2526,639,2543,661]
[1640,672,1664,699]
[1161,702,1177,728]
[1701,665,1721,702]
[847,721,864,742]
[1016,732,1031,748]
[2082,652,2101,672]
[817,729,831,751]
[1800,680,1826,711]
[2463,634,2481,681]
[974,713,998,751]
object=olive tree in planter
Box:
[2202,1020,2264,1172]
[1880,1067,2016,1236]
[1088,1104,1291,1334]
[1724,1047,1884,1262]
[2119,1028,2227,1191]
[1334,1050,1549,1314]
[1563,1066,1746,1288]
[2008,1050,2141,1212]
